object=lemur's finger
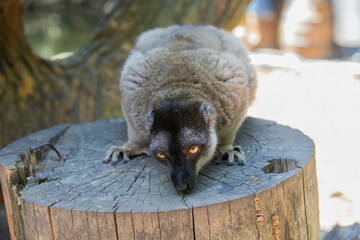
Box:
[226,149,234,166]
[103,148,114,163]
[234,151,245,165]
[122,150,130,163]
[110,151,121,165]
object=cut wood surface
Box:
[0,117,319,239]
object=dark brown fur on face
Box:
[148,99,215,193]
[103,25,257,194]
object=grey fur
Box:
[104,25,256,191]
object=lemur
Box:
[103,25,256,194]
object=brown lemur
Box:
[103,25,257,194]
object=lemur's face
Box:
[150,127,217,194]
[147,100,217,194]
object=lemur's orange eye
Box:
[188,145,199,154]
[157,152,166,159]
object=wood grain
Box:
[0,117,319,239]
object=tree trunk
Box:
[0,0,251,148]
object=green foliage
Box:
[23,0,109,59]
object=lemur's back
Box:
[135,25,226,52]
[133,25,256,99]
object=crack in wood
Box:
[47,206,55,240]
[272,215,280,240]
[255,195,264,239]
[302,170,310,240]
[192,207,196,240]
[14,125,71,194]
[126,165,146,192]
[112,201,119,212]
[181,195,189,208]
[48,200,63,207]
[70,173,115,188]
[156,211,162,240]
[64,194,81,204]
[113,211,119,240]
[198,172,233,188]
[97,176,123,194]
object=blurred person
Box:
[279,0,333,58]
[241,0,281,49]
[331,0,360,61]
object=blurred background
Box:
[22,0,107,60]
[23,0,360,61]
[1,0,360,239]
[235,0,360,60]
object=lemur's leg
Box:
[215,145,245,166]
[103,116,149,165]
[215,127,246,166]
[103,141,149,165]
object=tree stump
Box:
[0,117,320,240]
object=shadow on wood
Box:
[0,117,320,239]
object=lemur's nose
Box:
[171,165,195,194]
[175,183,192,194]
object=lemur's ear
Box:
[200,103,215,126]
[146,109,154,131]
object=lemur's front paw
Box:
[103,146,130,165]
[103,144,148,165]
[215,146,246,166]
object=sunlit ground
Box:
[248,50,360,231]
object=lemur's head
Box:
[147,99,217,194]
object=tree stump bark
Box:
[0,117,320,240]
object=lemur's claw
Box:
[226,149,235,166]
[102,151,112,164]
[233,146,246,165]
[103,146,128,165]
[123,150,131,162]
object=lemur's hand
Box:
[215,146,245,166]
[103,142,148,165]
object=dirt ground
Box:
[248,49,360,232]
